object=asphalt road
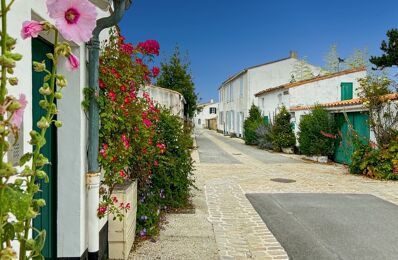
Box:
[210,132,300,164]
[247,193,398,260]
[195,131,241,164]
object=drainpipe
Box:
[87,1,132,259]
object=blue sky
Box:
[119,0,398,103]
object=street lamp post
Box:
[86,1,132,259]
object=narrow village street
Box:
[131,129,398,260]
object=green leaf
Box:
[0,186,31,220]
[1,222,15,241]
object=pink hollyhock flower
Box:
[66,53,80,71]
[137,40,160,56]
[46,0,97,44]
[11,94,27,128]
[21,21,43,39]
[152,67,160,77]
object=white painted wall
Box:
[193,101,218,129]
[218,56,320,135]
[141,85,185,118]
[8,1,111,257]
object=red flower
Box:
[121,134,130,149]
[111,68,120,79]
[124,96,130,104]
[143,118,152,128]
[97,206,107,217]
[108,90,116,102]
[156,143,166,154]
[152,66,160,77]
[100,143,108,158]
[120,42,134,55]
[154,160,159,167]
[112,196,118,203]
[135,58,143,65]
[120,85,127,92]
[137,40,160,56]
[119,169,127,179]
[99,79,106,89]
[125,203,131,210]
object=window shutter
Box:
[341,82,353,101]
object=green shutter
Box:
[341,82,353,101]
[263,116,269,125]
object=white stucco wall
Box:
[193,102,218,129]
[8,1,111,257]
[141,85,185,118]
[218,56,320,135]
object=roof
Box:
[290,93,398,111]
[219,56,293,89]
[255,67,366,97]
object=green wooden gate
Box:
[334,112,370,164]
[32,38,57,259]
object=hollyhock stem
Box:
[20,30,60,260]
[0,0,7,251]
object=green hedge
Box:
[298,106,337,156]
[270,106,295,151]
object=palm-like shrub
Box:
[271,106,296,151]
[298,106,337,156]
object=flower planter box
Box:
[282,147,294,154]
[108,180,137,260]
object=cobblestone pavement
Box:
[195,129,398,260]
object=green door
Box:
[334,112,370,164]
[32,38,57,259]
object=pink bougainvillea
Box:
[137,40,160,56]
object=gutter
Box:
[86,1,132,259]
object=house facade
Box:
[9,0,113,258]
[218,51,320,136]
[255,67,369,164]
[193,100,218,129]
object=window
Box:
[341,82,353,101]
[198,119,201,125]
[209,107,217,114]
[278,93,282,104]
[283,90,289,95]
[261,98,265,108]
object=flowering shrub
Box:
[0,0,96,258]
[95,31,161,219]
[137,109,195,237]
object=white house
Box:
[218,51,320,136]
[255,67,373,164]
[141,85,186,118]
[193,99,218,129]
[9,0,114,258]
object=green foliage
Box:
[345,48,369,69]
[357,76,398,146]
[324,44,340,73]
[270,106,296,151]
[350,137,398,180]
[370,29,398,69]
[156,46,198,118]
[256,124,273,150]
[137,110,195,237]
[243,104,263,145]
[298,106,337,156]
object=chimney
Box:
[289,51,298,59]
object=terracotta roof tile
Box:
[255,67,366,97]
[290,93,398,111]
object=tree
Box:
[156,46,198,118]
[243,104,263,145]
[270,106,296,151]
[298,106,337,157]
[370,29,398,69]
[324,44,341,73]
[291,58,315,81]
[346,48,369,69]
